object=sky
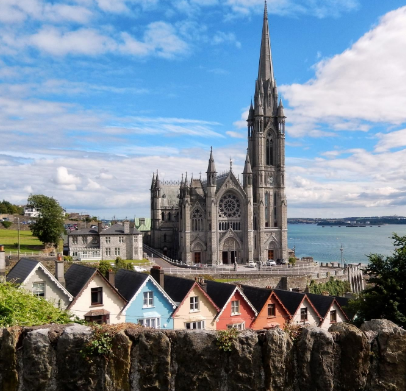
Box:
[1,0,406,220]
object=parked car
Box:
[134,266,147,272]
[246,260,256,268]
[266,259,276,266]
[276,258,287,265]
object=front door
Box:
[231,251,236,264]
[222,251,229,264]
[194,252,201,263]
[268,250,274,260]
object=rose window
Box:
[219,193,241,218]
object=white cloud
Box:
[226,131,244,139]
[233,107,249,129]
[281,6,406,138]
[85,179,102,190]
[212,31,241,48]
[375,128,406,152]
[53,166,82,190]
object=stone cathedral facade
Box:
[150,4,288,265]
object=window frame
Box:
[91,287,103,305]
[330,310,337,323]
[267,303,276,317]
[114,247,120,256]
[231,300,240,315]
[185,320,205,330]
[105,236,111,244]
[143,291,154,308]
[138,317,161,329]
[227,322,245,330]
[190,296,199,312]
[32,282,45,297]
[300,307,308,322]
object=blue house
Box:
[115,268,176,329]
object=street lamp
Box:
[340,244,344,267]
[15,217,20,261]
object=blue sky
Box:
[1,0,406,219]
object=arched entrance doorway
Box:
[221,238,240,264]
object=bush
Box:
[63,255,73,263]
[289,257,296,266]
[0,282,72,327]
[1,221,12,229]
[98,260,113,277]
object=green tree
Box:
[27,194,65,247]
[98,260,113,277]
[348,234,406,327]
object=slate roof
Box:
[306,293,335,318]
[273,289,306,315]
[240,285,273,312]
[64,264,97,297]
[205,280,237,310]
[68,228,98,235]
[115,269,149,301]
[163,275,195,304]
[6,258,39,284]
[101,223,141,235]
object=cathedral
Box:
[150,3,288,265]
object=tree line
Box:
[0,200,23,215]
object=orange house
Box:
[241,285,291,329]
[205,280,257,330]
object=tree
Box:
[348,234,406,327]
[27,194,65,247]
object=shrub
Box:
[288,257,296,266]
[63,255,73,263]
[216,327,239,352]
[308,277,350,296]
[0,282,72,327]
[1,221,12,229]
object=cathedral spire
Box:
[258,1,274,85]
[207,146,216,174]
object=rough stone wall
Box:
[0,320,405,391]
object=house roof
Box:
[134,218,151,231]
[306,293,336,318]
[7,258,39,284]
[65,264,97,297]
[102,223,140,235]
[333,296,353,319]
[68,228,98,235]
[273,289,307,315]
[163,275,195,303]
[205,280,237,309]
[115,268,149,301]
[239,285,273,312]
[6,258,73,301]
[65,264,127,308]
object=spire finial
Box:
[230,157,233,171]
[264,0,268,18]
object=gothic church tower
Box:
[247,2,288,261]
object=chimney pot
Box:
[107,269,115,287]
[98,222,103,233]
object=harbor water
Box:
[287,224,406,264]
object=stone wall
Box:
[0,320,405,391]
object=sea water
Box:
[287,224,406,264]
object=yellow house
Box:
[159,275,219,330]
[65,264,127,324]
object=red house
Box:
[204,280,257,330]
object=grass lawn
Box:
[214,278,247,283]
[0,230,43,254]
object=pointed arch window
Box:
[192,207,204,231]
[266,134,274,166]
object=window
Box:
[91,287,103,305]
[231,300,240,315]
[105,236,111,244]
[72,236,78,244]
[82,236,87,244]
[92,236,98,244]
[185,321,204,330]
[119,236,124,243]
[190,296,199,311]
[33,282,45,297]
[138,317,160,329]
[330,310,337,323]
[300,308,308,322]
[105,248,111,256]
[143,291,154,308]
[115,247,120,256]
[266,135,273,166]
[192,208,204,231]
[227,323,245,330]
[268,303,276,317]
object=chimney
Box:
[55,253,65,287]
[107,269,115,287]
[150,266,164,289]
[98,222,103,233]
[197,277,207,293]
[124,221,130,234]
[0,244,5,279]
